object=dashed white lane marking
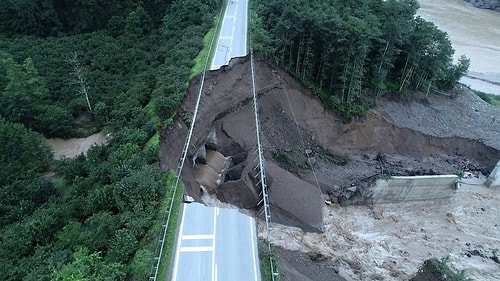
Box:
[180,246,214,252]
[182,234,214,240]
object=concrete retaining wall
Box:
[485,160,500,189]
[371,175,459,204]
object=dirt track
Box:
[159,57,500,280]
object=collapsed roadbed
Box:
[159,56,500,280]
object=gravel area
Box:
[380,85,500,151]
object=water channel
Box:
[45,131,107,160]
[418,0,500,95]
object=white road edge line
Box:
[171,203,187,281]
[250,216,259,281]
[211,207,218,281]
[243,0,248,54]
[211,6,230,68]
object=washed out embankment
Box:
[159,56,500,231]
[160,57,324,231]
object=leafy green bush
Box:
[0,117,53,185]
[272,148,292,166]
[259,242,281,281]
[418,257,472,281]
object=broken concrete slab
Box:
[370,175,459,204]
[217,175,260,209]
[267,161,323,232]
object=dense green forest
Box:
[0,0,219,280]
[1,0,472,280]
[250,0,470,117]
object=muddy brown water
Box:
[45,131,107,160]
[418,0,500,95]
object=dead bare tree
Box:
[68,52,92,112]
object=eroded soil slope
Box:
[159,56,500,280]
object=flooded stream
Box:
[45,131,107,160]
[418,0,500,95]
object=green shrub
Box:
[419,257,472,281]
[272,148,292,166]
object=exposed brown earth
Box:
[159,56,500,280]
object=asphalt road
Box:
[171,0,261,280]
[211,0,248,70]
[171,204,260,281]
[171,204,216,281]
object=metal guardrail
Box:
[149,0,281,279]
[148,3,225,280]
[249,48,280,280]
